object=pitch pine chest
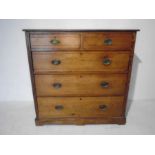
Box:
[24,29,139,125]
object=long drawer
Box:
[35,74,127,96]
[37,96,124,118]
[32,52,130,73]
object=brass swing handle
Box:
[52,83,62,89]
[100,82,109,88]
[50,37,60,45]
[103,57,111,65]
[51,59,61,65]
[104,38,112,45]
[55,105,64,110]
[99,104,107,111]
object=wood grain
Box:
[35,117,126,125]
[83,32,134,50]
[32,51,130,73]
[30,32,81,51]
[24,30,138,125]
[35,74,127,96]
[37,96,124,119]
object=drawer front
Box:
[35,74,127,96]
[30,32,81,51]
[83,32,134,50]
[37,96,124,118]
[33,52,130,73]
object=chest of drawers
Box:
[24,29,139,125]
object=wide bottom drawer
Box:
[37,96,124,119]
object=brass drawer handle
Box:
[103,57,111,65]
[99,104,107,111]
[100,82,109,88]
[51,59,61,65]
[104,38,112,45]
[53,83,62,89]
[50,37,60,45]
[55,105,64,110]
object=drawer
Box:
[33,52,130,73]
[37,96,124,118]
[83,32,134,50]
[30,32,81,51]
[35,74,127,96]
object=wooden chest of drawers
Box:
[24,29,139,125]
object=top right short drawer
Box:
[83,32,134,50]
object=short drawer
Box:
[30,32,81,51]
[37,96,124,118]
[35,74,127,96]
[32,52,130,73]
[83,32,134,50]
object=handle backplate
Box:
[51,59,61,65]
[103,57,111,65]
[50,37,60,45]
[55,105,64,110]
[100,82,109,88]
[104,38,112,45]
[52,83,62,89]
[99,104,107,111]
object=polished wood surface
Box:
[83,32,134,50]
[23,29,140,32]
[37,96,124,118]
[30,32,81,51]
[32,51,130,73]
[35,74,127,96]
[24,29,138,125]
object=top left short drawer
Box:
[30,32,81,51]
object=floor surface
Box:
[0,100,155,134]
